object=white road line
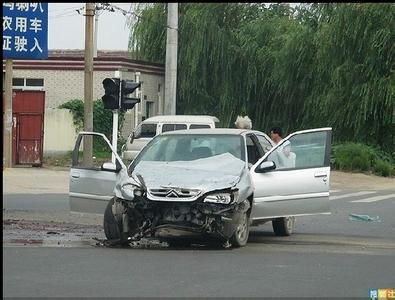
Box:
[351,194,395,203]
[329,191,376,200]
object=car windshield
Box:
[129,134,244,172]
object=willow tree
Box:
[303,3,394,151]
[129,3,394,153]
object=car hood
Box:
[131,153,246,193]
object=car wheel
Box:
[272,216,295,236]
[230,211,250,247]
[103,197,123,241]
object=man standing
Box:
[270,127,283,144]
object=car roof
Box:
[161,128,266,136]
[142,115,219,123]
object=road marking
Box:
[330,189,342,193]
[351,194,395,203]
[330,191,376,200]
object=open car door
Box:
[69,132,127,214]
[250,128,332,220]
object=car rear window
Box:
[134,123,157,139]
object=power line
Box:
[49,5,85,19]
[48,5,84,13]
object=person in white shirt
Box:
[277,140,296,169]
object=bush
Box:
[332,142,394,177]
[373,160,392,177]
[332,143,373,171]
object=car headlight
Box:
[203,191,239,204]
[121,183,139,199]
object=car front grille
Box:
[148,188,201,201]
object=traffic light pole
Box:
[111,73,121,164]
[111,108,118,164]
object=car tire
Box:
[230,211,250,247]
[272,217,295,236]
[103,197,123,241]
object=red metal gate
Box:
[12,91,45,166]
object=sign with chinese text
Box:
[3,3,48,59]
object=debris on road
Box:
[92,237,167,249]
[348,213,381,222]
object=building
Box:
[2,49,165,165]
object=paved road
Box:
[4,188,395,238]
[3,188,395,298]
[3,242,394,298]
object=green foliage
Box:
[58,99,84,131]
[373,159,392,177]
[58,99,125,152]
[332,142,394,176]
[130,3,395,153]
[332,143,373,171]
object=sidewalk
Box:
[3,167,69,194]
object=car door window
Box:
[246,135,262,166]
[266,131,329,170]
[162,123,187,132]
[256,134,272,154]
[72,134,121,171]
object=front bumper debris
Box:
[120,194,250,242]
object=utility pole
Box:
[3,59,13,168]
[83,2,95,166]
[93,10,99,57]
[164,3,178,115]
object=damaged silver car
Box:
[69,128,332,247]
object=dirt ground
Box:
[330,170,395,190]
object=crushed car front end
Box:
[112,153,253,244]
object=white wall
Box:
[43,108,77,154]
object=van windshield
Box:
[134,123,157,139]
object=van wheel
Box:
[272,217,295,236]
[103,198,123,241]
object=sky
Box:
[48,3,300,51]
[48,3,131,50]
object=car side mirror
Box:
[255,160,276,173]
[101,162,120,172]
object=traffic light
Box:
[121,80,141,109]
[102,78,120,109]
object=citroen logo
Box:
[166,189,179,198]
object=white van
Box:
[121,115,220,161]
